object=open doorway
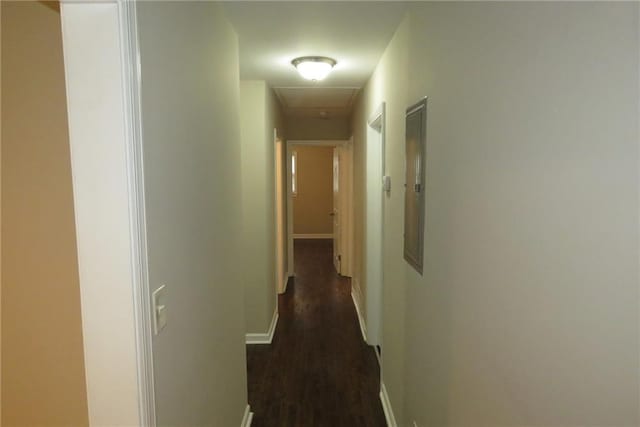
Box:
[285,140,353,277]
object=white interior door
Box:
[332,147,341,273]
[365,105,385,348]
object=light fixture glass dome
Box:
[291,56,337,81]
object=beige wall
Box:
[268,83,289,292]
[404,4,639,426]
[286,116,350,140]
[1,2,3,421]
[136,3,249,424]
[240,81,269,334]
[239,81,286,334]
[352,3,639,426]
[1,2,88,425]
[293,146,334,235]
[350,15,410,423]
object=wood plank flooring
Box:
[247,239,386,427]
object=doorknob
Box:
[329,212,336,216]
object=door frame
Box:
[365,102,386,351]
[60,1,155,425]
[336,139,354,277]
[274,131,287,293]
[285,140,352,277]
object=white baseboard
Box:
[351,286,367,342]
[380,382,397,427]
[246,309,278,344]
[240,404,253,427]
[293,233,333,239]
[280,273,291,294]
[373,343,382,367]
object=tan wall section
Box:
[1,2,89,426]
[293,146,334,235]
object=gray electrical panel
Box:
[404,98,427,274]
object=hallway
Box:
[247,239,385,427]
[6,2,637,425]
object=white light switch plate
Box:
[382,175,391,192]
[152,285,167,335]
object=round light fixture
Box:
[291,56,337,81]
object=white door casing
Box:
[333,148,341,273]
[275,132,287,293]
[340,139,354,277]
[332,141,354,277]
[365,103,385,349]
[286,140,351,277]
[60,1,155,425]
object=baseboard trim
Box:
[240,404,253,427]
[373,344,382,367]
[380,382,397,427]
[246,309,279,344]
[351,288,367,342]
[293,233,333,239]
[280,273,291,294]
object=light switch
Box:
[156,304,167,333]
[382,175,391,192]
[152,285,167,335]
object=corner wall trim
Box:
[246,309,279,344]
[240,404,253,427]
[118,2,157,424]
[61,2,156,424]
[293,233,334,239]
[380,382,397,427]
[351,288,367,342]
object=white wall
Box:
[240,81,273,334]
[1,4,3,421]
[353,3,639,426]
[61,3,143,424]
[137,2,248,424]
[268,83,289,293]
[350,16,410,423]
[239,81,285,335]
[404,3,639,426]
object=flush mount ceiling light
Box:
[291,56,337,81]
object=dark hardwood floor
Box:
[247,239,386,427]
